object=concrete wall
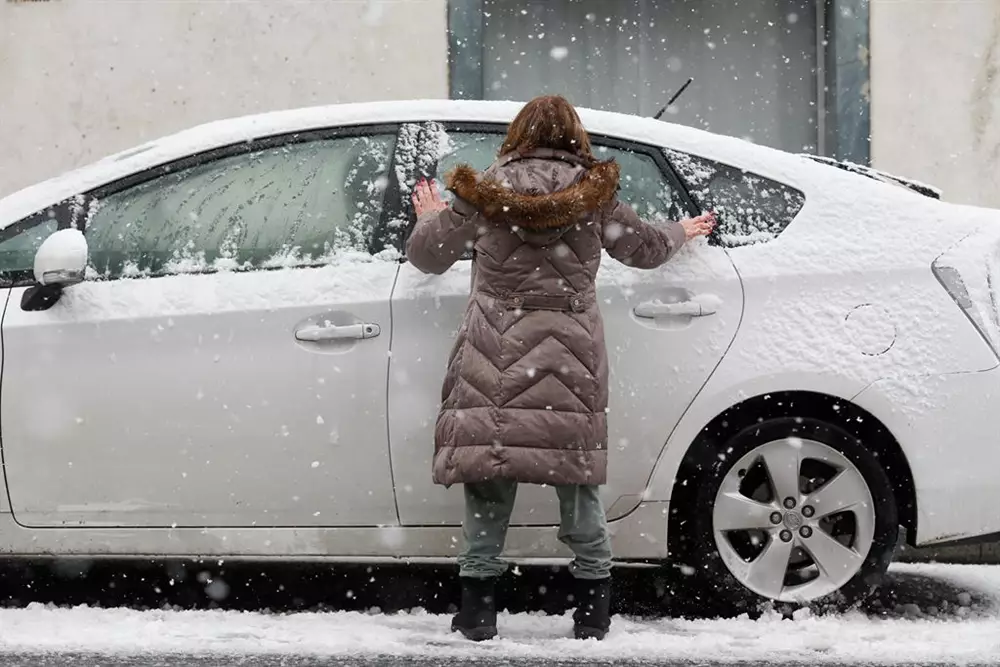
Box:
[0,0,448,198]
[870,0,1000,208]
[871,1,1000,564]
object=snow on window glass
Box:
[397,122,452,195]
[85,133,396,280]
[391,122,454,240]
[394,123,423,199]
[665,148,805,248]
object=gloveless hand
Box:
[680,212,717,241]
[412,178,448,217]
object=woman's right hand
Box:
[680,212,717,241]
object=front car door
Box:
[388,123,743,527]
[0,127,402,529]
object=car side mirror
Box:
[21,229,89,312]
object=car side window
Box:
[0,218,59,286]
[594,144,688,223]
[433,130,687,222]
[664,148,805,247]
[434,132,504,203]
[85,133,397,280]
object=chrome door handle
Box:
[295,322,381,342]
[634,295,719,318]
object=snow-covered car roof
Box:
[0,99,918,230]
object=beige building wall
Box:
[0,0,448,197]
[870,0,1000,208]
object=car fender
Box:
[642,369,870,503]
[852,364,1000,545]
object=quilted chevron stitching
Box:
[501,371,592,413]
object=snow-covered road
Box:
[0,564,996,665]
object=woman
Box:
[406,95,715,641]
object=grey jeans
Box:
[457,480,613,580]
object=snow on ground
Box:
[0,564,998,663]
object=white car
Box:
[1,100,998,611]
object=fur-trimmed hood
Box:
[443,151,620,231]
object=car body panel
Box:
[0,288,8,515]
[0,264,399,528]
[854,366,1000,545]
[644,195,1000,546]
[0,500,669,561]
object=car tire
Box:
[683,417,898,614]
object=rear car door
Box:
[388,123,743,526]
[0,127,403,529]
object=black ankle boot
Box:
[451,577,498,641]
[572,577,611,640]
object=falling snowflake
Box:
[550,46,569,61]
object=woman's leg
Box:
[555,484,613,639]
[452,479,517,640]
[457,479,519,577]
[555,484,613,579]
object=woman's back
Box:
[450,149,613,300]
[406,143,692,488]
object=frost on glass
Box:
[665,148,805,247]
[85,134,396,279]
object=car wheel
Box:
[687,417,898,612]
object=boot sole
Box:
[452,624,498,642]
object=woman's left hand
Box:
[413,178,448,216]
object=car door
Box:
[388,123,743,527]
[0,127,403,529]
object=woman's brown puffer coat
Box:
[405,148,686,487]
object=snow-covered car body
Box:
[0,100,998,604]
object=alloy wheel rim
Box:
[711,437,876,603]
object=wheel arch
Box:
[665,390,917,561]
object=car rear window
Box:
[665,148,805,248]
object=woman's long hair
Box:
[499,95,596,163]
